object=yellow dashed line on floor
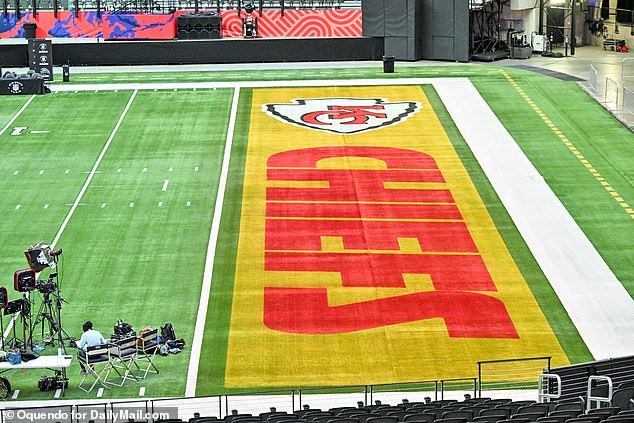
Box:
[499,69,631,219]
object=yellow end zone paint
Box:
[224,85,568,388]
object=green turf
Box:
[0,89,233,400]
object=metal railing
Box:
[477,356,552,397]
[604,76,620,111]
[537,373,561,403]
[586,375,613,412]
[589,64,598,96]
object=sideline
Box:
[1,90,139,343]
[185,87,241,397]
[434,78,634,359]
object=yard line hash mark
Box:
[0,95,35,137]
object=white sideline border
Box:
[51,78,633,389]
[185,87,241,397]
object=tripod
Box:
[31,289,73,354]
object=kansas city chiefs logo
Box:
[263,98,421,135]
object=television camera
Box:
[2,244,72,353]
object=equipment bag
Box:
[161,323,176,342]
[7,349,20,365]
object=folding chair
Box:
[78,344,113,393]
[108,336,139,386]
[135,328,159,379]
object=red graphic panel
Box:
[264,288,519,337]
[264,146,518,337]
[220,9,361,38]
[0,9,360,39]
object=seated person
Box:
[77,321,106,374]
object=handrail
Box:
[586,375,613,412]
[537,374,561,403]
[478,356,551,397]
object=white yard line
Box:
[1,90,138,344]
[0,95,36,136]
[162,179,169,192]
[434,78,634,359]
[185,86,241,397]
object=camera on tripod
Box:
[36,278,57,295]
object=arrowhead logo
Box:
[263,98,421,135]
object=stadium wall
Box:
[0,36,384,66]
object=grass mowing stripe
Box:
[422,85,593,363]
[52,90,137,248]
[0,95,35,136]
[196,88,253,395]
[186,87,241,397]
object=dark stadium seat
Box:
[431,401,458,408]
[190,418,220,423]
[311,417,340,423]
[516,405,549,417]
[618,383,634,391]
[261,412,289,420]
[474,415,507,423]
[613,389,634,412]
[536,419,565,423]
[563,418,603,423]
[404,414,435,423]
[510,413,543,422]
[486,401,513,407]
[361,418,396,423]
[372,408,405,415]
[385,411,414,420]
[433,418,468,423]
[327,419,359,423]
[422,409,445,419]
[587,408,620,417]
[270,417,302,423]
[296,410,324,418]
[482,408,511,419]
[339,410,369,417]
[225,415,255,423]
[554,404,584,415]
[465,399,493,405]
[442,410,474,421]
[606,418,634,423]
[617,413,634,418]
[537,416,569,423]
[331,408,359,415]
[306,414,336,422]
[578,412,613,421]
[508,403,536,415]
[469,406,495,417]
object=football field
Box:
[0,66,632,400]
